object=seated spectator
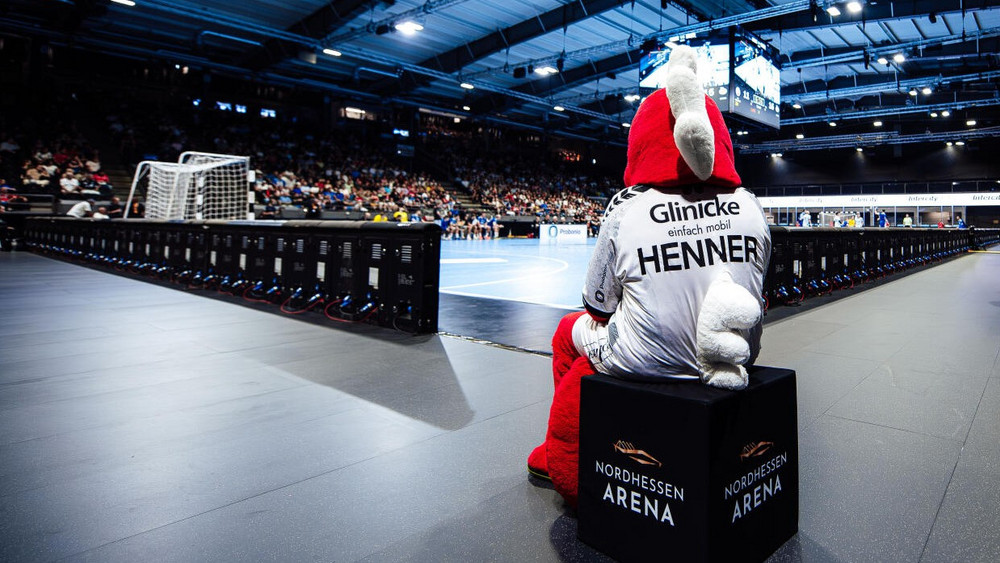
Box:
[92,206,110,219]
[258,198,278,220]
[66,199,94,218]
[106,196,124,219]
[59,172,80,194]
[128,197,145,218]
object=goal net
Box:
[126,151,252,220]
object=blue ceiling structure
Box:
[2,0,999,150]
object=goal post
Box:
[125,151,253,220]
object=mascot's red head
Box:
[623,45,741,189]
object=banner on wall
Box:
[758,192,1000,209]
[539,223,588,244]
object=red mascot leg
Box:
[547,354,595,508]
[528,312,594,509]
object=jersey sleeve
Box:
[581,201,624,321]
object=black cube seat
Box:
[578,366,798,563]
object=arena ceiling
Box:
[3,0,1000,151]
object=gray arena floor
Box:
[1,249,999,562]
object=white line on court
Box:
[440,258,509,264]
[440,289,582,311]
[440,255,570,290]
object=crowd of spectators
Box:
[1,129,110,199]
[5,93,620,237]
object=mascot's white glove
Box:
[696,272,761,390]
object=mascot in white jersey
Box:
[527,45,772,507]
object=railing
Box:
[751,179,1000,198]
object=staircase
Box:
[439,180,491,215]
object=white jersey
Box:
[578,186,771,379]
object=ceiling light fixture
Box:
[796,133,805,139]
[922,87,932,95]
[829,121,837,127]
[873,120,883,126]
[622,122,631,128]
[876,56,888,65]
[553,105,565,112]
[893,53,906,63]
[624,94,641,102]
[792,102,802,109]
[967,120,977,126]
[111,0,136,5]
[536,66,559,76]
[956,141,965,146]
[846,1,863,14]
[827,6,841,16]
[930,112,938,118]
[322,48,341,57]
[394,21,424,35]
[460,82,474,90]
[941,110,951,117]
[946,141,954,146]
[908,89,918,96]
[856,147,863,152]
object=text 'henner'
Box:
[637,235,761,274]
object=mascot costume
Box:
[527,45,772,507]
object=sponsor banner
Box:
[759,192,1000,209]
[539,223,588,244]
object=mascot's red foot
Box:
[527,444,550,480]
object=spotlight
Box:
[909,89,918,96]
[796,133,804,139]
[873,120,883,126]
[462,105,471,111]
[622,122,631,128]
[829,121,837,127]
[941,110,950,117]
[930,112,938,118]
[553,105,565,112]
[322,48,342,57]
[375,24,391,35]
[956,141,965,146]
[792,102,802,109]
[929,12,938,23]
[624,94,641,102]
[535,66,559,76]
[876,56,888,65]
[893,53,906,63]
[776,153,783,157]
[856,147,863,152]
[394,21,424,35]
[922,87,932,95]
[846,1,863,14]
[460,82,474,90]
[827,6,841,16]
[946,141,953,146]
[967,119,977,126]
[513,67,527,78]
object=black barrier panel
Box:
[361,222,441,333]
[276,221,324,291]
[23,218,442,334]
[314,221,366,308]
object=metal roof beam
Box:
[737,126,1000,153]
[786,27,1000,69]
[782,96,1000,125]
[788,70,1000,103]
